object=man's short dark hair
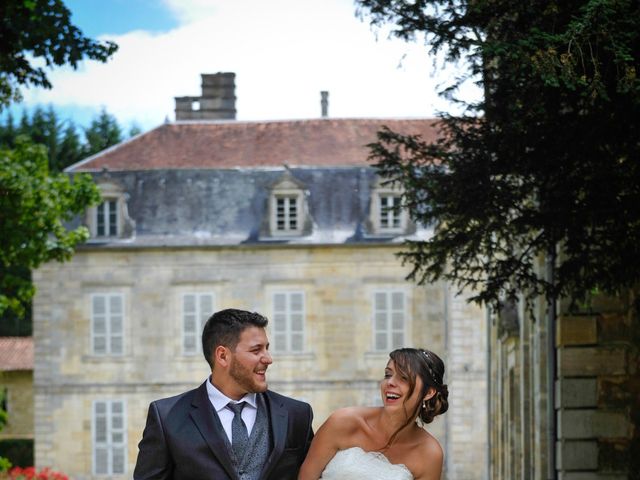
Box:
[202,308,269,368]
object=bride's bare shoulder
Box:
[320,406,379,434]
[409,432,443,480]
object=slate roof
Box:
[67,118,441,172]
[67,118,440,248]
[0,337,33,371]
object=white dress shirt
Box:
[206,378,258,443]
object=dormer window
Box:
[379,194,403,231]
[370,178,410,235]
[274,194,301,233]
[96,199,119,237]
[268,170,310,237]
[87,182,135,240]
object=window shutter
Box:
[273,293,287,351]
[272,292,305,352]
[183,293,214,355]
[93,401,109,475]
[111,401,126,474]
[93,400,126,475]
[92,296,107,355]
[373,291,406,351]
[109,295,124,355]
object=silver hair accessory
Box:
[421,350,439,385]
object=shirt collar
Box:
[206,376,257,412]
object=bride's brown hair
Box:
[382,348,449,449]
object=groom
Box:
[133,308,314,480]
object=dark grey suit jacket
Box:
[133,382,314,480]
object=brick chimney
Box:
[175,72,236,121]
[321,91,329,117]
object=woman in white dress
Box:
[298,348,449,480]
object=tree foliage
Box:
[83,108,123,158]
[0,0,117,108]
[0,138,101,317]
[1,106,129,172]
[356,0,640,308]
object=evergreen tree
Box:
[57,121,83,172]
[17,110,29,135]
[0,112,15,148]
[83,108,123,157]
[0,106,133,171]
[356,0,640,308]
[128,123,142,138]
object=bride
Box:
[298,348,449,480]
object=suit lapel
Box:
[260,391,288,480]
[189,381,238,480]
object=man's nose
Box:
[262,351,273,364]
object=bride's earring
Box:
[422,399,426,410]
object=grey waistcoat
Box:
[231,394,272,480]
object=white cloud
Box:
[21,0,481,130]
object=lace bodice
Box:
[320,446,414,480]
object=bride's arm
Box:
[298,408,354,480]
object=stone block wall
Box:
[555,290,639,479]
[33,245,487,479]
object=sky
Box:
[13,0,481,132]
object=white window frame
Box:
[370,178,408,235]
[378,193,404,232]
[92,399,127,476]
[87,182,131,239]
[95,198,119,237]
[90,293,125,356]
[272,291,305,353]
[182,292,215,355]
[372,290,406,352]
[270,191,303,236]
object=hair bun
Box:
[420,384,449,424]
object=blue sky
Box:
[65,0,178,37]
[10,0,481,132]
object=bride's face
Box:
[380,359,423,415]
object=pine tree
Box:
[356,0,640,308]
[83,108,123,157]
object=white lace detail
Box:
[320,446,413,480]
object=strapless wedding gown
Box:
[320,446,413,480]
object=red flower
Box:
[5,466,68,480]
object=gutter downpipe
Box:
[486,303,492,480]
[546,248,557,480]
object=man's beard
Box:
[229,357,267,393]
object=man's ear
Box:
[214,345,231,368]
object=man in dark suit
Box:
[133,308,314,480]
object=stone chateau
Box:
[32,73,487,479]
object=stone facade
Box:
[32,113,488,479]
[488,284,640,479]
[33,245,486,479]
